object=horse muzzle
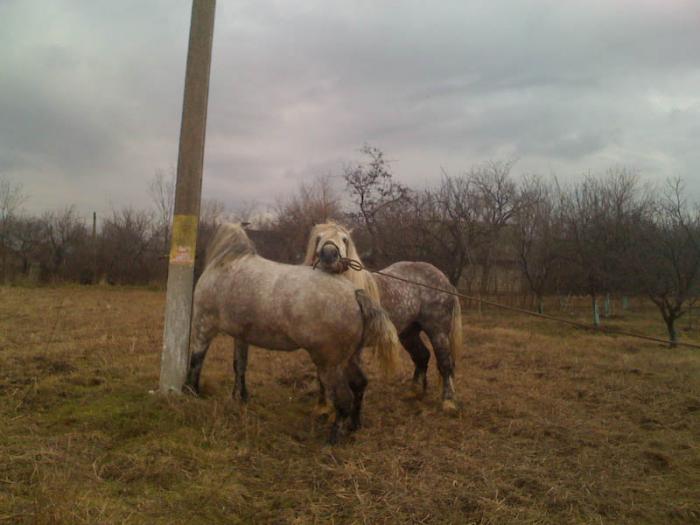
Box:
[318,242,343,272]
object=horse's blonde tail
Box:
[354,289,400,377]
[449,295,463,368]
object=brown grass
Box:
[0,286,698,524]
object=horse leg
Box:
[311,371,334,419]
[400,324,430,399]
[232,339,249,402]
[347,356,368,432]
[425,330,457,413]
[185,316,215,395]
[319,366,354,445]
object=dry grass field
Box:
[1,286,699,524]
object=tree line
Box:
[1,147,699,345]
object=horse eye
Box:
[342,237,348,245]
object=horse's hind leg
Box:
[319,366,353,445]
[347,355,368,431]
[311,372,334,419]
[424,330,457,413]
[400,324,430,399]
[232,339,249,402]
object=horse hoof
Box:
[442,399,458,414]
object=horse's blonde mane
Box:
[303,222,381,304]
[205,223,256,269]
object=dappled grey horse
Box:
[186,223,400,443]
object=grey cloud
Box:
[1,0,699,217]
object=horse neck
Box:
[345,267,364,288]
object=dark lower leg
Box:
[186,350,206,393]
[347,358,368,431]
[328,403,350,445]
[233,340,249,402]
[401,325,430,396]
[321,368,353,445]
[185,327,213,394]
[427,332,456,408]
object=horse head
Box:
[305,222,354,274]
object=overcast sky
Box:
[2,0,699,217]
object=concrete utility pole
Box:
[160,0,216,394]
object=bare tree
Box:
[425,175,479,285]
[343,145,408,261]
[40,206,89,279]
[11,216,44,277]
[0,176,28,282]
[100,207,156,284]
[200,198,226,225]
[467,161,520,293]
[271,174,343,262]
[149,168,175,253]
[230,200,266,227]
[351,187,449,272]
[424,161,519,289]
[558,168,648,324]
[512,175,562,312]
[341,156,520,288]
[631,178,700,346]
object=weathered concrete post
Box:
[160,0,216,394]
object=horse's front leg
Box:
[232,339,249,402]
[185,312,215,395]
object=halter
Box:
[312,240,363,272]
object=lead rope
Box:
[333,257,700,351]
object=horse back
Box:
[373,261,456,334]
[195,255,365,358]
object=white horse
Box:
[186,223,400,443]
[304,222,463,412]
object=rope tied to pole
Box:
[331,257,700,351]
